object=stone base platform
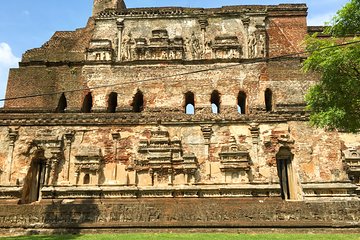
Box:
[0,198,359,235]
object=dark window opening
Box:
[81,92,93,113]
[107,92,118,113]
[55,93,67,113]
[83,174,90,185]
[211,90,221,114]
[237,91,246,114]
[132,90,144,113]
[185,91,195,114]
[265,88,273,112]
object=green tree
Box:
[303,0,360,132]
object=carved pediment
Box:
[86,39,113,61]
[75,147,103,172]
[135,127,198,172]
[88,39,112,50]
[212,35,240,48]
[343,148,360,174]
[219,136,251,171]
[28,138,63,160]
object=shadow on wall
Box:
[42,199,101,237]
[19,147,102,237]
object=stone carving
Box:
[3,129,18,184]
[122,32,135,61]
[134,127,198,186]
[248,32,266,58]
[115,29,253,61]
[212,35,242,59]
[189,32,201,59]
[30,139,63,186]
[249,123,260,144]
[248,33,258,58]
[219,136,252,183]
[342,147,360,185]
[201,125,213,143]
[258,34,266,57]
[74,147,104,185]
[122,29,186,61]
[86,39,113,61]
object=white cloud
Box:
[0,43,20,107]
[308,12,334,26]
[0,43,20,67]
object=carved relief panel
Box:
[134,127,198,186]
[86,40,114,61]
[74,147,104,185]
[343,147,360,185]
[219,136,252,183]
[93,13,267,62]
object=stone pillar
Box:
[249,122,261,182]
[74,169,80,186]
[241,17,250,58]
[63,132,74,184]
[168,169,173,185]
[201,125,213,165]
[49,146,62,186]
[258,26,267,58]
[112,132,121,181]
[5,130,18,184]
[44,160,52,186]
[116,19,124,62]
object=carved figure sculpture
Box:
[190,32,200,59]
[122,32,134,61]
[248,33,257,58]
[258,34,265,57]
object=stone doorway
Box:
[21,157,46,204]
[276,147,295,200]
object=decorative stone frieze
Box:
[201,125,213,143]
[219,136,252,183]
[343,148,360,190]
[86,39,114,61]
[135,127,198,186]
[74,147,104,185]
[249,122,260,144]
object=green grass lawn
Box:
[1,233,360,240]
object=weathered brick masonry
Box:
[0,0,359,231]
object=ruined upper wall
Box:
[87,4,307,62]
[5,3,310,110]
[93,0,126,16]
[21,3,307,64]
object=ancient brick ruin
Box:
[0,0,359,232]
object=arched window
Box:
[265,88,273,112]
[83,174,90,185]
[107,92,118,113]
[55,93,67,113]
[81,92,93,113]
[237,91,246,114]
[184,91,195,114]
[211,90,221,114]
[132,90,144,113]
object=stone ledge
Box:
[40,184,282,200]
[302,182,358,200]
[0,199,359,231]
[0,112,309,126]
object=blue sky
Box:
[0,0,350,106]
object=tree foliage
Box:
[325,0,360,36]
[303,0,360,132]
